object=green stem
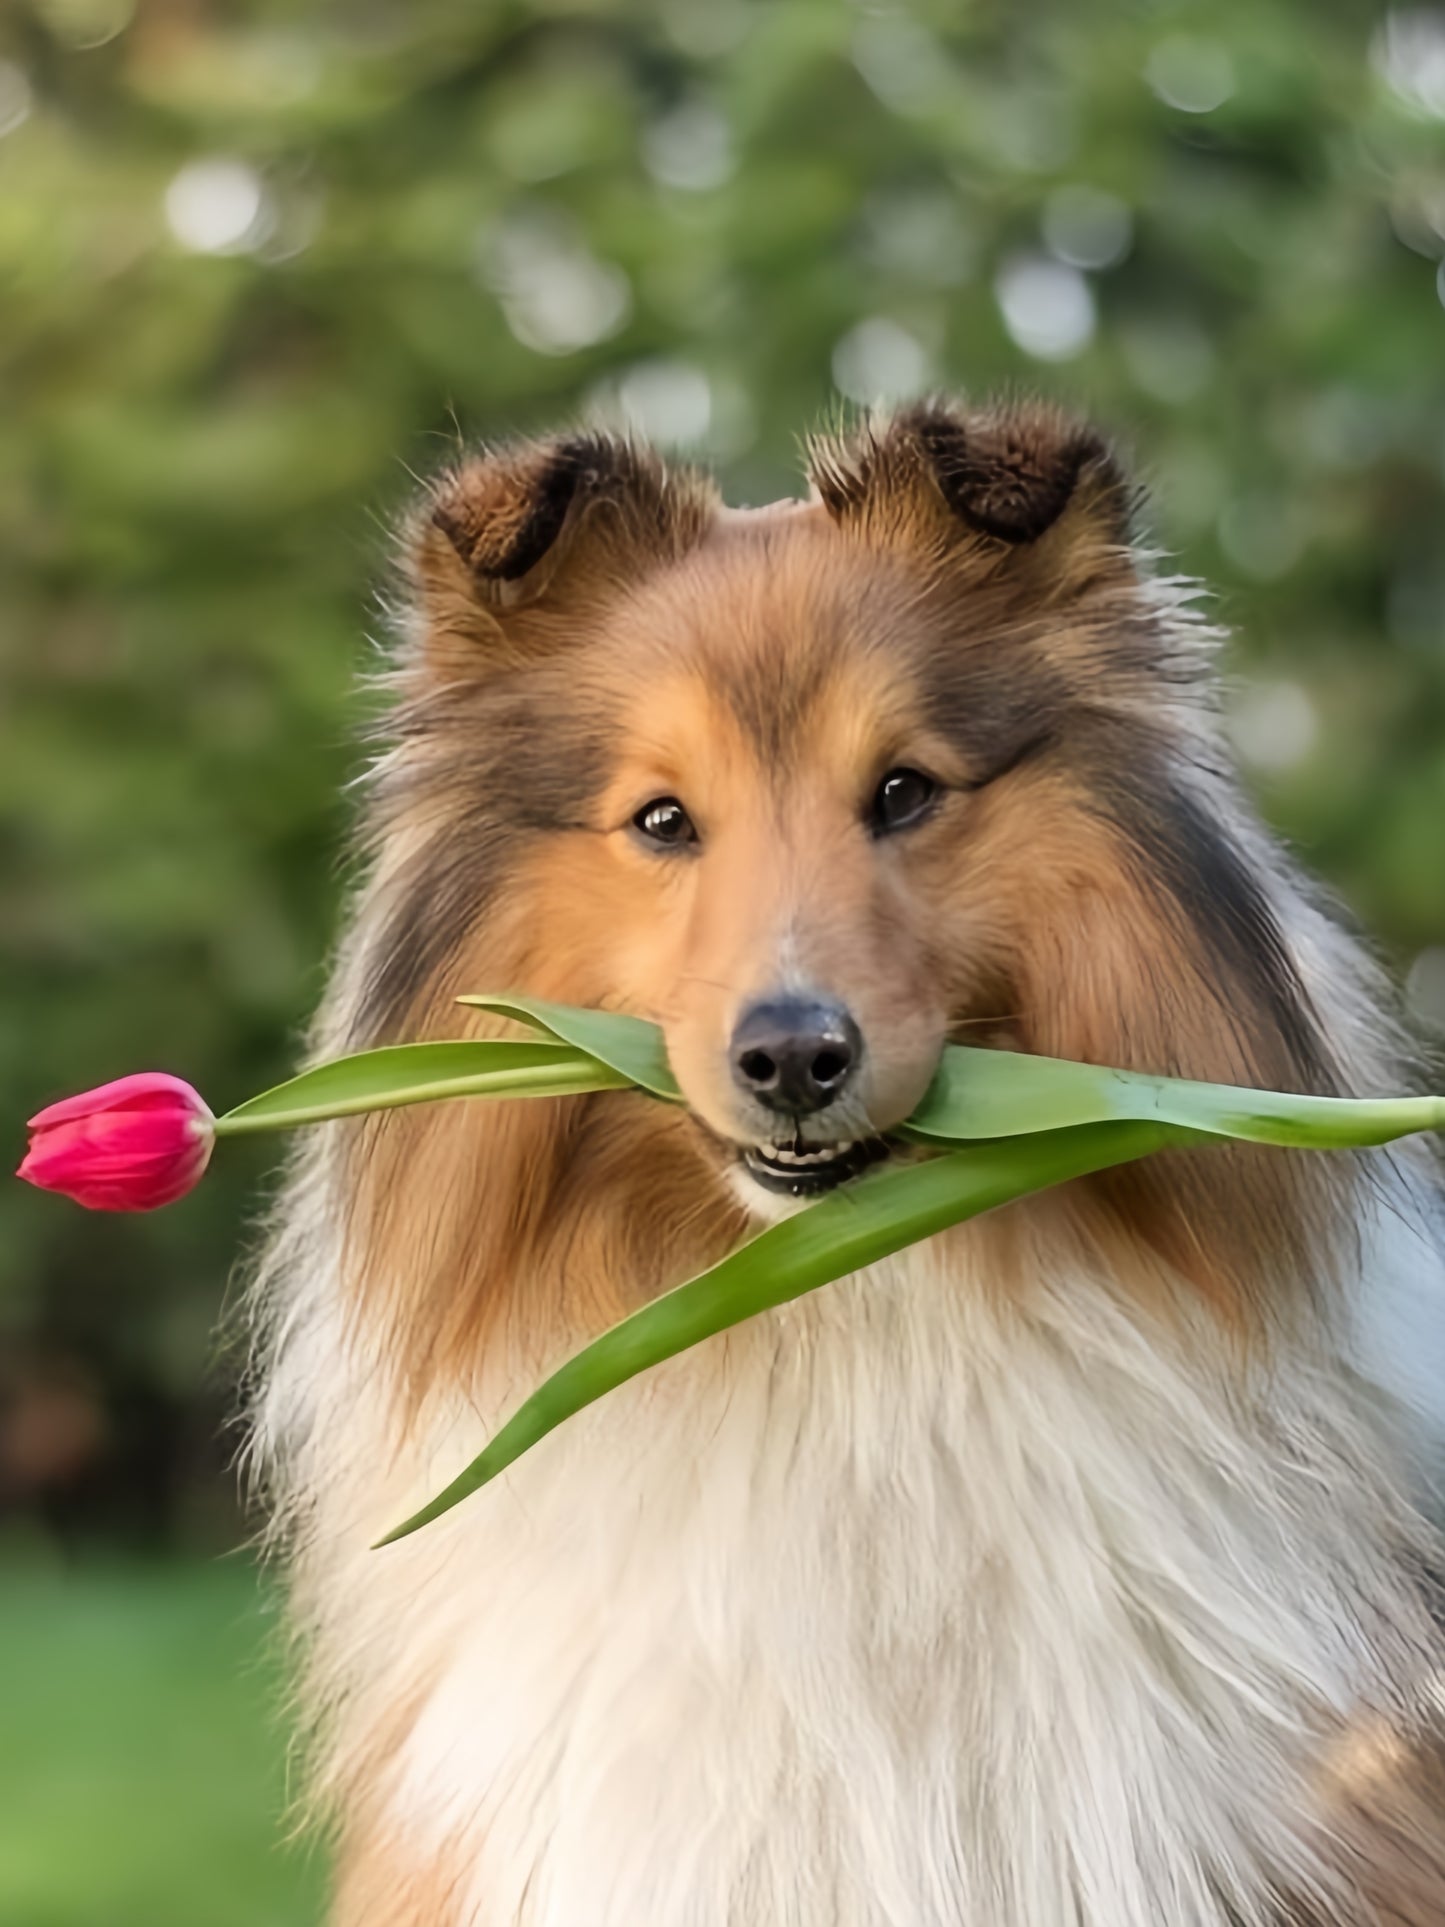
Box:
[214,1059,628,1137]
[376,1119,1190,1545]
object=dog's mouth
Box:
[740,1135,892,1197]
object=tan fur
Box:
[333,1823,471,1927]
[252,400,1445,1925]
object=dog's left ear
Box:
[808,399,1133,584]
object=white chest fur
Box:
[284,1235,1439,1927]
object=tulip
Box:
[18,1073,215,1212]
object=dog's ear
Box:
[808,399,1133,586]
[406,432,716,677]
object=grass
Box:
[0,1558,325,1927]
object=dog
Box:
[247,399,1445,1925]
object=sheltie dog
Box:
[248,399,1445,1925]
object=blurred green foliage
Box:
[3,0,1445,1548]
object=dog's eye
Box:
[870,768,938,836]
[633,797,698,848]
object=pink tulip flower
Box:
[17,1072,215,1211]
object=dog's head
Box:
[363,401,1332,1246]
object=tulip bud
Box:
[17,1073,215,1212]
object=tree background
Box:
[2,0,1443,1918]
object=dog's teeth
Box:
[742,1135,886,1195]
[762,1139,856,1167]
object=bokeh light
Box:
[1371,9,1445,119]
[994,255,1096,360]
[852,13,951,114]
[32,0,132,49]
[1228,680,1320,774]
[0,60,30,137]
[1217,495,1307,582]
[481,210,633,355]
[614,359,714,448]
[163,159,269,256]
[831,317,932,404]
[1145,36,1237,114]
[1042,186,1133,271]
[642,100,735,191]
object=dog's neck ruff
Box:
[274,1215,1437,1927]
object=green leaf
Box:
[457,994,681,1099]
[907,1046,1445,1148]
[453,999,1445,1148]
[214,1039,628,1136]
[375,1118,1191,1544]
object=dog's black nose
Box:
[731,999,862,1116]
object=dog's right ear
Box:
[405,432,716,678]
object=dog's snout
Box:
[731,998,862,1116]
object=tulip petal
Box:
[28,1072,212,1132]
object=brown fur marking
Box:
[1271,1717,1445,1924]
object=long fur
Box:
[245,401,1445,1926]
